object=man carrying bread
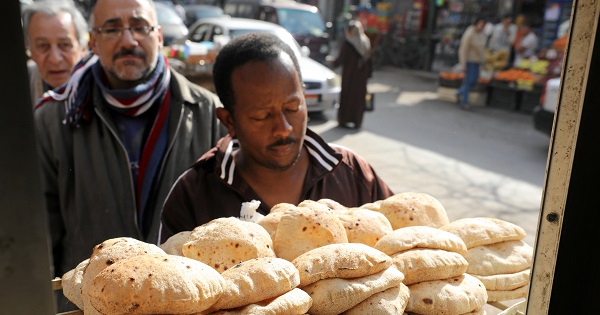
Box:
[34,0,223,310]
[160,33,394,241]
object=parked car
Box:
[182,4,225,26]
[223,0,331,63]
[183,17,340,113]
[155,2,189,46]
[533,77,561,136]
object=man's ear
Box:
[89,31,98,55]
[216,107,236,138]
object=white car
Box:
[182,16,340,113]
[533,77,560,136]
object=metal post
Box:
[0,1,56,314]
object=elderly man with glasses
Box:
[34,0,223,311]
[22,1,88,106]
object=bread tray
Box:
[52,278,83,315]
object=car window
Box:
[277,8,325,37]
[224,3,256,18]
[189,24,212,42]
[258,7,278,24]
[208,25,224,42]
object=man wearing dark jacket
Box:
[160,33,393,242]
[34,0,222,307]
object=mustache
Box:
[112,49,146,61]
[268,137,298,149]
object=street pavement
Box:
[308,66,550,314]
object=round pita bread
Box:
[303,265,404,315]
[333,208,393,247]
[274,206,348,261]
[465,240,533,276]
[486,284,529,302]
[81,237,166,314]
[89,254,225,315]
[376,192,449,229]
[182,217,275,273]
[342,283,410,315]
[406,274,488,315]
[471,269,530,291]
[207,288,312,315]
[316,198,348,211]
[292,243,393,287]
[257,211,286,242]
[297,199,332,212]
[270,203,296,213]
[375,226,467,256]
[61,258,89,310]
[159,231,191,256]
[359,200,383,211]
[392,248,468,285]
[440,217,527,249]
[211,257,300,310]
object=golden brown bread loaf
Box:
[302,265,405,315]
[210,257,300,310]
[292,243,392,287]
[159,231,191,256]
[391,248,468,285]
[406,274,488,315]
[375,192,450,229]
[440,217,526,249]
[182,217,275,273]
[89,254,226,314]
[375,225,468,256]
[341,283,410,314]
[207,288,312,315]
[274,206,348,261]
[61,258,88,310]
[81,237,166,314]
[333,208,393,247]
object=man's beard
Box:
[108,49,155,84]
[259,137,302,171]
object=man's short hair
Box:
[88,0,157,29]
[212,33,302,113]
[22,1,89,49]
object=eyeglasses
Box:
[92,25,158,40]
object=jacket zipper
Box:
[95,108,142,238]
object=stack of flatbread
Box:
[61,237,228,315]
[375,226,488,315]
[365,192,450,230]
[440,217,533,302]
[292,243,408,314]
[204,257,312,314]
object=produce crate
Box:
[518,85,544,113]
[437,87,487,107]
[487,80,521,111]
[439,78,463,88]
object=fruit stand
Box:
[437,56,550,112]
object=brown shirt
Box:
[159,128,394,242]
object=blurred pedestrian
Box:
[456,18,487,110]
[487,14,517,54]
[330,20,372,129]
[22,1,88,106]
[513,22,539,67]
[34,0,223,310]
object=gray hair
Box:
[22,1,89,49]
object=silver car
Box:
[183,16,340,113]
